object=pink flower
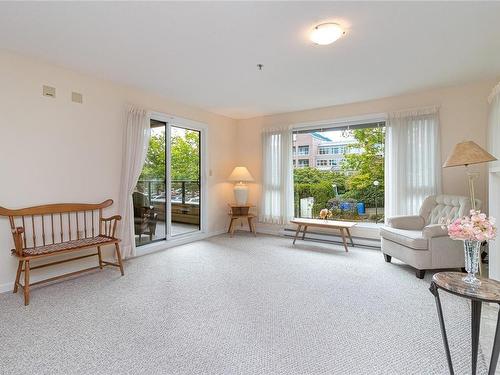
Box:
[447,210,497,241]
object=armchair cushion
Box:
[387,215,425,230]
[379,227,428,250]
[422,224,449,239]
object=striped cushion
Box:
[23,236,116,256]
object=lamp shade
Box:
[228,166,254,182]
[443,141,497,168]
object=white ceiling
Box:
[1,2,499,119]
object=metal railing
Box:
[136,179,200,205]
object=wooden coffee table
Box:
[290,218,356,252]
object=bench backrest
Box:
[0,199,114,250]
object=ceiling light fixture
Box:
[310,23,345,45]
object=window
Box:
[319,146,333,155]
[292,122,385,223]
[298,145,309,155]
[298,159,309,167]
[316,160,328,166]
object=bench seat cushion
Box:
[22,235,117,256]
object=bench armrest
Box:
[387,215,425,230]
[100,215,121,238]
[11,227,24,256]
[422,224,449,239]
[101,215,122,222]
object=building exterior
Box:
[292,132,358,172]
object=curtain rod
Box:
[292,120,385,134]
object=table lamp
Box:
[443,141,497,210]
[228,166,254,205]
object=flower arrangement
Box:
[446,210,496,242]
[444,209,496,284]
[319,208,333,220]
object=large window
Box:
[293,122,385,223]
[134,119,202,246]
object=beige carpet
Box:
[0,234,487,374]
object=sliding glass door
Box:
[134,119,202,246]
[169,125,201,236]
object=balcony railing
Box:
[136,179,200,205]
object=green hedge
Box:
[294,181,335,218]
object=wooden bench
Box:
[290,218,356,252]
[0,199,124,305]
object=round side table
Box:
[429,272,500,375]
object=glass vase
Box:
[462,240,481,285]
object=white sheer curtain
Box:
[488,82,500,280]
[488,82,500,171]
[260,127,294,224]
[118,106,151,258]
[385,106,442,219]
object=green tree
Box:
[139,129,200,182]
[140,131,166,181]
[341,127,385,207]
[170,130,199,181]
[293,167,347,217]
[293,167,346,190]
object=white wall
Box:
[236,80,497,215]
[1,48,497,292]
[0,50,237,291]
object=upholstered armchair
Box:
[380,195,479,279]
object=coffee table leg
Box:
[429,282,454,375]
[340,229,348,252]
[346,228,354,247]
[489,305,500,375]
[302,226,308,240]
[471,300,482,375]
[293,225,302,245]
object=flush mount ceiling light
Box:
[310,23,345,45]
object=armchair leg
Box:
[416,269,426,279]
[383,254,392,263]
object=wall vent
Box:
[72,92,83,104]
[42,85,56,98]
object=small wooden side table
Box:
[227,205,256,237]
[429,272,500,375]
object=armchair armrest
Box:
[387,215,425,230]
[422,224,449,239]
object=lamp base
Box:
[234,184,249,205]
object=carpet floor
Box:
[0,234,487,374]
